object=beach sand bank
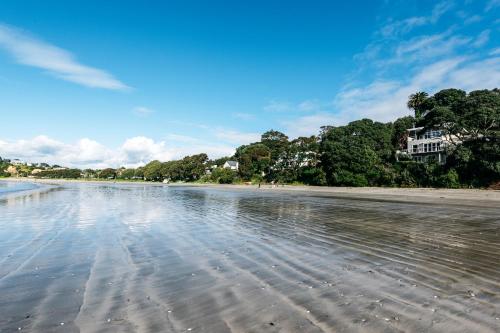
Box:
[4,177,497,207]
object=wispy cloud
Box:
[0,23,129,90]
[133,106,154,116]
[297,99,321,112]
[263,100,291,112]
[166,133,202,144]
[393,31,471,64]
[264,99,325,114]
[214,129,260,145]
[327,0,500,124]
[378,0,454,38]
[332,56,500,124]
[485,0,500,11]
[490,48,500,55]
[463,15,482,25]
[283,113,339,138]
[472,29,490,47]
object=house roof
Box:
[225,161,238,166]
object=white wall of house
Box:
[403,127,455,164]
[223,161,239,171]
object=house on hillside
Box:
[399,127,454,164]
[223,161,239,171]
[6,165,18,176]
[31,169,43,175]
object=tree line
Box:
[5,88,499,188]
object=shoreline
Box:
[2,177,499,207]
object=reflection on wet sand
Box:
[0,183,499,332]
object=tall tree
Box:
[320,119,393,186]
[143,160,163,181]
[236,143,271,180]
[392,116,416,150]
[407,91,429,119]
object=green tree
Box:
[392,116,416,150]
[119,168,136,179]
[236,143,271,180]
[421,88,499,186]
[210,168,236,184]
[99,168,116,179]
[181,153,208,181]
[407,91,429,118]
[143,160,163,181]
[320,119,393,186]
[134,167,145,179]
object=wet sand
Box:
[0,181,499,332]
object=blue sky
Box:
[0,0,499,167]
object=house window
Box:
[412,145,418,153]
[437,143,441,151]
[431,130,441,138]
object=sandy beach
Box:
[4,177,500,207]
[0,180,499,332]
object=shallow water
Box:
[0,181,39,195]
[0,183,499,333]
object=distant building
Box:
[31,169,43,175]
[6,165,18,176]
[11,159,25,166]
[223,161,239,171]
[400,127,453,164]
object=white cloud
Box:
[166,133,202,144]
[395,30,464,56]
[332,56,499,123]
[445,57,500,90]
[0,135,236,168]
[0,24,128,90]
[214,129,260,145]
[327,0,500,127]
[379,1,453,38]
[283,113,340,138]
[133,106,154,116]
[120,137,171,165]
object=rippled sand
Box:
[0,182,499,332]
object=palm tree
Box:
[407,91,428,118]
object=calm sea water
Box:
[0,182,499,332]
[0,180,39,195]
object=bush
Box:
[436,169,460,188]
[37,168,82,179]
[334,170,369,187]
[210,168,236,184]
[298,167,326,186]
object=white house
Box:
[223,161,239,171]
[400,127,452,163]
